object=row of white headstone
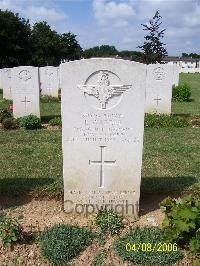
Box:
[0,66,60,118]
[0,61,179,119]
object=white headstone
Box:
[145,64,174,114]
[173,65,180,86]
[61,58,146,219]
[39,66,59,97]
[11,66,40,118]
[2,68,12,100]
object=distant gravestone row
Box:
[0,62,179,119]
[1,66,60,100]
[0,66,60,118]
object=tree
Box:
[30,22,82,66]
[182,53,200,58]
[83,45,118,58]
[0,10,31,68]
[138,10,167,64]
[118,50,143,62]
[30,21,61,66]
[59,33,82,62]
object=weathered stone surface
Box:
[11,66,40,118]
[39,66,59,97]
[145,64,174,114]
[2,68,12,100]
[61,58,146,218]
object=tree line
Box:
[2,9,197,68]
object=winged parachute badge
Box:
[78,71,132,109]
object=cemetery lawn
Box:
[0,127,199,196]
[172,73,200,115]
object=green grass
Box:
[0,130,62,195]
[0,128,199,196]
[172,73,200,115]
[141,127,200,193]
[40,102,61,122]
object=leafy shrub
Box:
[40,95,60,103]
[96,209,124,235]
[145,114,189,128]
[38,224,94,265]
[93,249,106,266]
[189,116,200,127]
[0,108,12,122]
[0,214,22,247]
[182,183,200,197]
[161,194,200,259]
[1,117,18,130]
[172,83,191,102]
[49,117,62,126]
[114,227,182,265]
[16,115,41,129]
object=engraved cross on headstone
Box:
[21,96,31,112]
[154,96,162,106]
[89,146,116,188]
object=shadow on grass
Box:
[41,115,61,123]
[140,176,198,214]
[0,177,55,210]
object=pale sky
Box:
[0,0,200,55]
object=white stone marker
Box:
[145,64,174,114]
[61,58,146,218]
[173,65,180,86]
[39,66,59,97]
[2,68,12,100]
[11,66,40,118]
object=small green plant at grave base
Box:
[16,115,41,129]
[95,231,106,246]
[0,214,23,247]
[95,209,124,236]
[38,224,94,265]
[1,117,18,130]
[93,249,107,266]
[144,114,189,128]
[172,83,192,102]
[0,108,12,122]
[160,194,200,259]
[40,95,60,103]
[49,117,62,126]
[114,227,182,265]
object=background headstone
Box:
[173,65,180,86]
[2,68,12,100]
[61,58,146,219]
[39,66,59,97]
[145,64,174,114]
[11,66,40,118]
